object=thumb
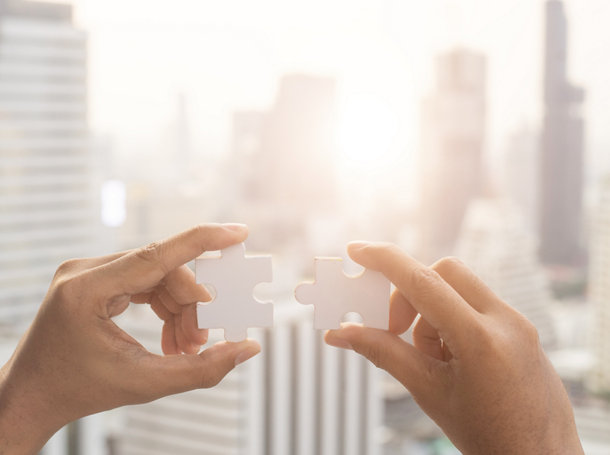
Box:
[325,324,442,398]
[141,340,261,399]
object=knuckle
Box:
[466,318,495,350]
[471,312,541,358]
[409,266,441,288]
[355,342,389,370]
[432,256,463,275]
[382,242,402,257]
[194,224,210,237]
[136,242,162,264]
[412,318,435,340]
[201,373,223,388]
[517,314,541,345]
[52,274,83,304]
[199,366,224,388]
[53,258,81,279]
[195,351,230,388]
[501,305,541,346]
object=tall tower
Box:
[417,49,486,264]
[0,1,97,323]
[539,0,585,266]
[503,127,539,235]
[588,176,610,393]
[239,74,339,252]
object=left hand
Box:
[0,223,260,454]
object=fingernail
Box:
[223,223,247,231]
[326,336,353,350]
[348,241,370,249]
[234,344,261,366]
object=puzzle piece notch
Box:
[196,243,273,342]
[294,257,390,330]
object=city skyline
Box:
[3,0,610,454]
[64,0,610,190]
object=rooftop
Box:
[0,0,72,22]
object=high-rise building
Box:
[417,49,486,264]
[113,301,383,455]
[230,109,266,210]
[588,176,610,393]
[0,1,103,453]
[231,74,339,252]
[0,1,97,321]
[455,197,557,350]
[503,126,539,235]
[539,0,585,266]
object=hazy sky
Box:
[64,0,610,178]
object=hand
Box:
[0,223,261,455]
[325,242,583,455]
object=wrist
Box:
[500,418,583,455]
[0,360,66,454]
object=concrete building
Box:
[114,301,383,455]
[0,1,105,454]
[539,0,585,266]
[455,198,557,350]
[230,109,266,216]
[0,0,97,323]
[417,49,486,264]
[503,126,539,235]
[231,74,339,252]
[588,176,610,393]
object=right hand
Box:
[325,242,583,455]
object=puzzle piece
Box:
[294,257,390,330]
[195,243,273,342]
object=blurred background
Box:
[1,0,610,453]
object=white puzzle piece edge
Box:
[195,243,273,342]
[294,256,390,330]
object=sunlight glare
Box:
[336,92,399,171]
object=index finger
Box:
[95,223,248,296]
[347,241,481,348]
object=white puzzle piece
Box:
[195,243,273,342]
[294,257,391,330]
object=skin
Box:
[0,223,261,455]
[325,241,584,455]
[0,227,584,454]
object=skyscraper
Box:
[261,74,337,211]
[588,176,610,393]
[455,197,557,350]
[0,1,102,453]
[0,1,97,322]
[230,109,266,209]
[503,126,539,235]
[539,0,585,266]
[232,74,339,252]
[417,49,486,264]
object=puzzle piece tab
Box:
[294,257,390,330]
[196,243,273,342]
